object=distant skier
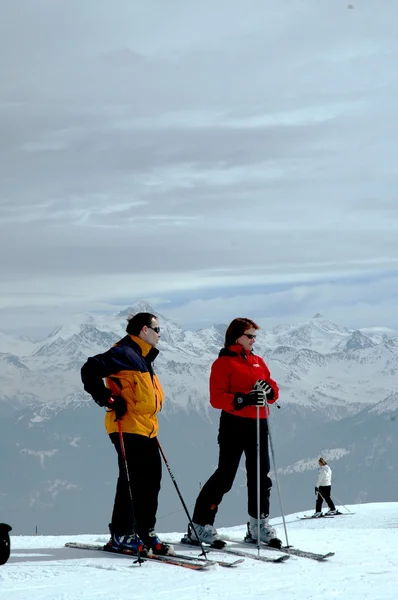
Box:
[0,523,11,565]
[313,457,337,517]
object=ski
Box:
[299,511,354,520]
[329,512,355,516]
[172,551,244,568]
[299,515,335,520]
[178,538,289,564]
[212,535,334,562]
[258,543,335,562]
[65,542,212,571]
[211,545,290,564]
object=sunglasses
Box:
[243,333,256,340]
[148,325,160,334]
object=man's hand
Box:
[107,396,127,420]
[315,487,319,496]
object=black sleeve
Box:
[81,347,124,407]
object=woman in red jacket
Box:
[186,317,281,548]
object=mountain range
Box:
[1,302,397,535]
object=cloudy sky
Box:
[1,0,397,337]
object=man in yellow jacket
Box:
[81,312,173,556]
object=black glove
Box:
[233,389,266,410]
[255,379,275,400]
[315,487,319,496]
[106,396,127,421]
[92,387,113,407]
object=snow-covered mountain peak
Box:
[262,315,350,354]
[32,325,119,362]
[310,314,350,335]
[116,300,157,319]
[46,313,96,339]
[359,326,397,344]
[369,392,398,415]
[384,336,398,353]
[335,330,376,353]
[1,308,398,418]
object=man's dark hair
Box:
[126,312,158,335]
[224,317,259,348]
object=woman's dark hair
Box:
[126,312,157,335]
[224,317,260,348]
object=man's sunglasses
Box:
[243,333,256,340]
[148,325,160,334]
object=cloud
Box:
[157,270,398,331]
[1,0,398,335]
[2,269,398,339]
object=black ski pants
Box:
[316,485,336,513]
[109,433,161,540]
[192,411,272,526]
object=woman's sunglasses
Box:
[243,333,256,340]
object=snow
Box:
[3,502,398,600]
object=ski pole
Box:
[331,494,353,513]
[157,439,209,559]
[117,419,144,565]
[256,405,261,556]
[266,404,290,548]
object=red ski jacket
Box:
[209,344,279,419]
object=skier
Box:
[184,317,281,547]
[313,457,337,517]
[81,312,173,556]
[0,523,11,565]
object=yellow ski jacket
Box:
[81,334,164,437]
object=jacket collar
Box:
[218,344,252,358]
[128,334,159,361]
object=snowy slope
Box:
[2,503,398,600]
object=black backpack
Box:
[0,523,12,565]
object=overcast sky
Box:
[1,0,397,337]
